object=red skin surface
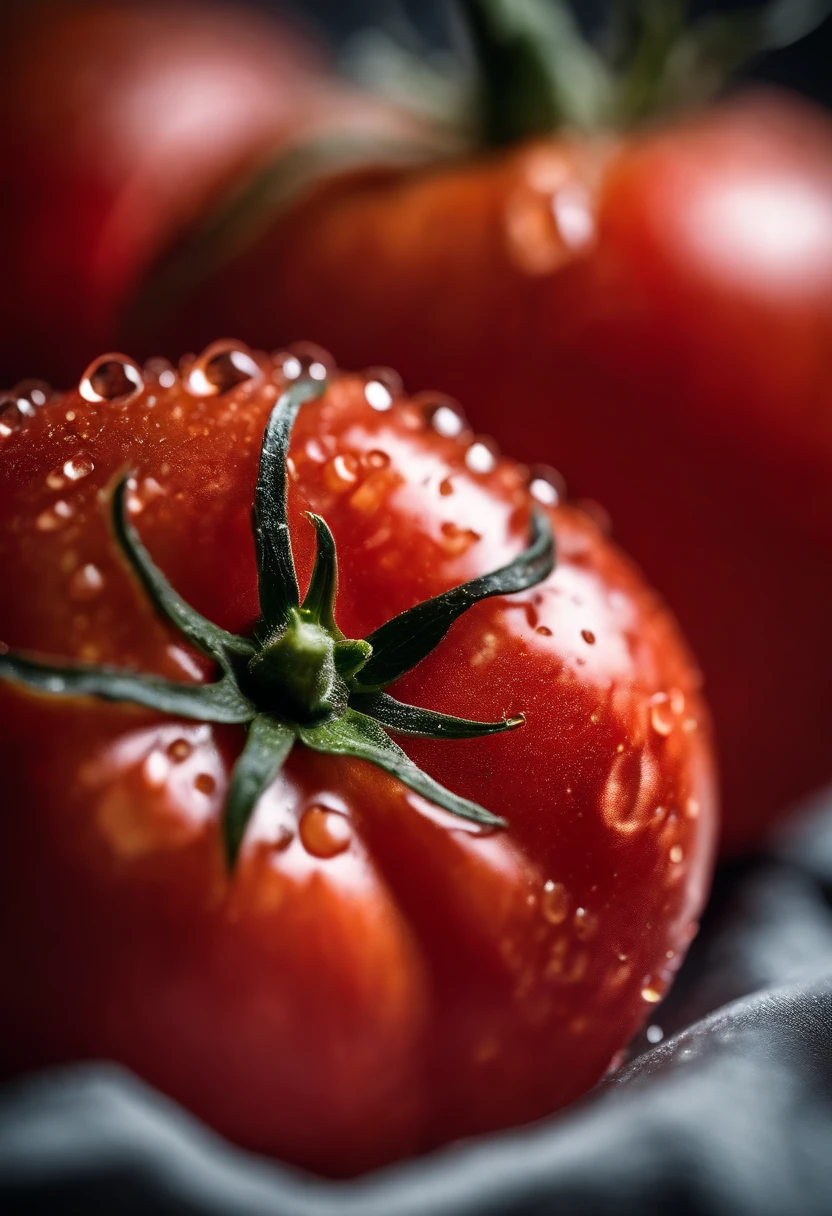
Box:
[0,350,716,1176]
[0,0,413,386]
[144,91,832,854]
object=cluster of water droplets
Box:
[0,379,54,440]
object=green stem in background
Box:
[0,379,556,869]
[460,0,832,141]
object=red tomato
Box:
[140,88,832,855]
[0,345,716,1176]
[0,0,415,386]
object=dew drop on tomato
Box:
[573,906,599,940]
[166,738,193,764]
[13,378,52,414]
[542,879,570,924]
[273,341,333,384]
[649,693,675,737]
[528,464,566,506]
[186,340,260,397]
[35,500,74,532]
[465,437,499,475]
[0,398,23,440]
[412,391,469,438]
[299,805,352,858]
[323,452,360,492]
[364,449,391,470]
[64,453,94,482]
[641,977,667,1004]
[362,366,402,411]
[143,357,178,389]
[79,354,144,406]
[68,563,104,601]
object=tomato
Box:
[0,344,716,1176]
[131,83,832,853]
[0,0,418,387]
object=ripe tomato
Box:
[0,0,419,386]
[130,61,832,853]
[0,344,716,1176]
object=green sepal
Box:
[253,380,325,636]
[301,513,340,632]
[112,477,254,668]
[462,0,832,141]
[0,650,256,724]
[355,508,554,691]
[353,690,523,739]
[461,0,613,143]
[298,708,507,829]
[223,713,296,868]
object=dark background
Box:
[245,0,832,109]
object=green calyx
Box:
[0,379,556,868]
[460,0,832,143]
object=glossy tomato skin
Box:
[0,0,414,388]
[0,350,716,1176]
[145,91,832,854]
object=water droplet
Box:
[573,906,598,940]
[324,452,360,491]
[528,464,566,506]
[641,983,663,1004]
[80,354,143,406]
[167,738,193,763]
[440,520,480,556]
[601,748,658,836]
[36,500,73,531]
[64,453,94,482]
[504,155,596,275]
[552,182,596,250]
[413,392,469,438]
[186,340,260,397]
[299,804,352,858]
[465,437,499,475]
[68,563,104,600]
[581,629,596,645]
[0,398,22,439]
[685,796,700,819]
[363,367,402,410]
[143,750,170,789]
[542,879,570,924]
[275,342,333,383]
[646,1024,664,1044]
[194,773,217,795]
[536,625,552,637]
[649,693,675,736]
[14,378,52,412]
[669,688,686,715]
[669,844,684,864]
[364,449,390,469]
[364,380,393,411]
[144,357,178,389]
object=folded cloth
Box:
[3,789,832,1216]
